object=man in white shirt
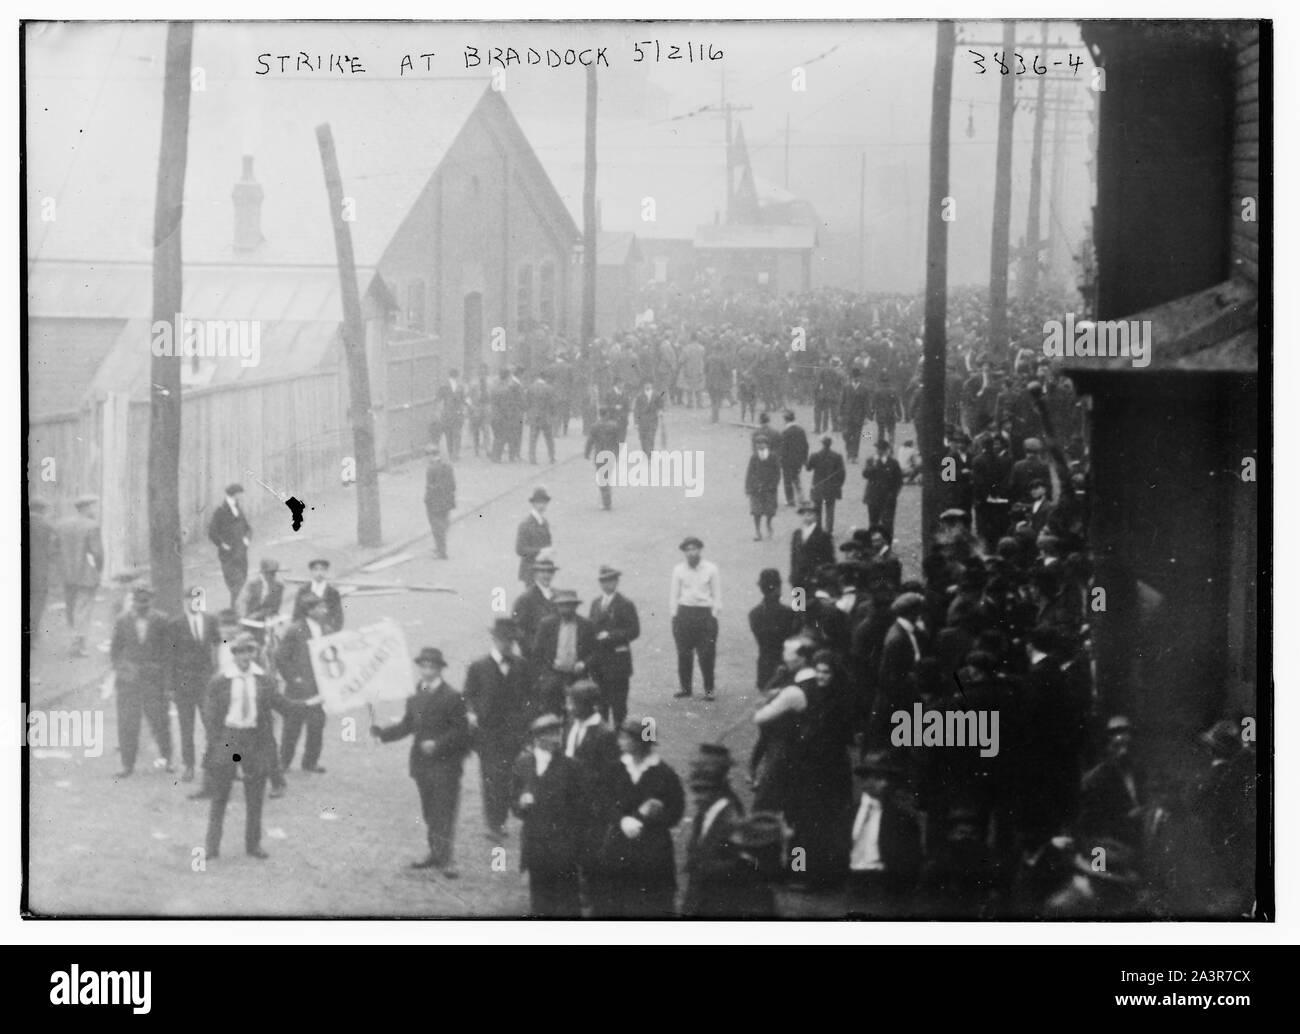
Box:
[846,751,921,918]
[669,536,721,700]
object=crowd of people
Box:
[27,281,1255,919]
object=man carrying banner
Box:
[371,647,471,878]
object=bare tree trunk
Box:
[147,21,193,613]
[580,62,597,358]
[317,123,382,548]
[920,21,955,552]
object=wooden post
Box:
[316,123,382,548]
[147,21,193,613]
[1020,21,1049,299]
[988,21,1017,352]
[581,62,598,358]
[920,21,955,552]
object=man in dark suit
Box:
[433,369,468,461]
[862,437,904,538]
[274,595,329,773]
[423,443,456,560]
[1009,437,1054,504]
[514,487,553,583]
[110,585,173,777]
[511,551,558,660]
[839,369,872,462]
[208,483,252,609]
[939,430,976,519]
[869,592,928,748]
[464,619,532,842]
[292,558,343,629]
[789,503,835,598]
[779,410,810,507]
[632,381,663,455]
[372,647,471,877]
[863,526,903,591]
[532,590,595,716]
[204,634,306,860]
[563,680,625,912]
[169,586,219,783]
[584,405,622,510]
[243,557,286,627]
[604,381,631,446]
[845,751,924,917]
[873,373,904,446]
[511,713,586,917]
[525,372,559,465]
[681,744,774,917]
[805,435,846,535]
[587,566,640,727]
[748,568,799,691]
[972,433,1015,546]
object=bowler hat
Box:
[308,558,330,570]
[529,487,552,504]
[890,592,926,616]
[597,565,622,580]
[489,618,519,639]
[552,589,581,606]
[679,536,704,551]
[225,483,245,496]
[415,647,446,667]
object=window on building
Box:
[406,280,426,332]
[538,261,555,327]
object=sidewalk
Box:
[29,428,590,708]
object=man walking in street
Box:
[372,647,471,878]
[588,566,640,727]
[863,438,904,539]
[839,367,872,463]
[632,380,663,455]
[532,589,595,717]
[292,558,344,630]
[208,483,252,609]
[512,551,559,660]
[54,493,103,657]
[779,409,810,508]
[110,586,173,777]
[464,619,532,843]
[514,487,553,584]
[790,503,835,599]
[584,406,621,510]
[423,443,456,560]
[670,537,721,701]
[805,435,846,535]
[434,369,468,462]
[526,371,559,465]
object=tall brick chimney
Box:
[232,154,264,253]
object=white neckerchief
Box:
[621,751,661,784]
[227,497,240,516]
[566,711,603,757]
[700,797,731,839]
[306,618,323,639]
[533,746,553,777]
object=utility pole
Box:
[921,20,956,551]
[581,61,597,357]
[1020,21,1049,299]
[987,20,1017,353]
[147,21,192,612]
[858,153,866,292]
[1046,82,1071,293]
[700,70,752,223]
[317,123,382,547]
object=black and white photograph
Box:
[19,15,1268,924]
